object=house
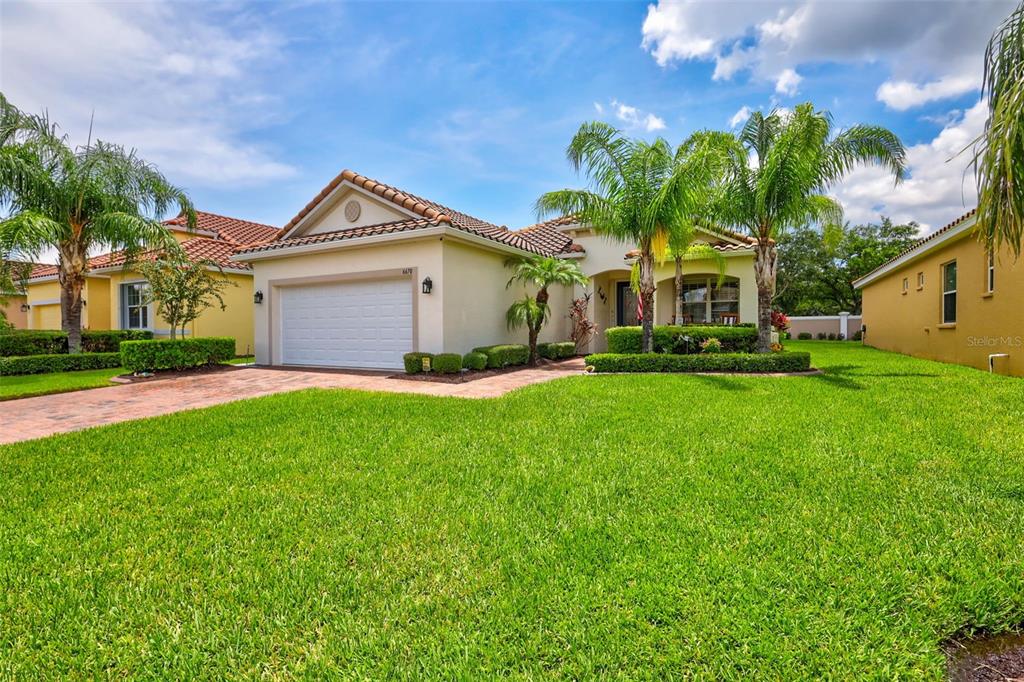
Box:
[22,212,280,355]
[1,260,35,329]
[853,209,1024,377]
[234,169,758,370]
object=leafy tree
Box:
[505,255,588,365]
[714,104,907,351]
[776,218,919,315]
[137,255,235,340]
[536,122,731,352]
[0,95,194,352]
[975,1,1024,254]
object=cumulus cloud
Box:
[775,68,801,96]
[832,101,985,232]
[593,102,604,114]
[641,0,1013,109]
[603,99,669,133]
[729,105,752,128]
[0,1,296,187]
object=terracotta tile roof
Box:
[236,217,445,255]
[854,208,977,286]
[92,237,250,271]
[623,242,752,259]
[277,169,549,255]
[164,210,280,245]
[517,218,585,254]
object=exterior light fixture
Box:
[254,290,264,304]
[422,277,432,294]
[20,303,30,313]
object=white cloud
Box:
[640,1,1014,109]
[774,68,801,96]
[832,101,986,232]
[605,99,668,133]
[593,102,604,114]
[0,1,296,187]
[729,105,752,128]
[643,113,667,132]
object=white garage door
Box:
[279,278,413,369]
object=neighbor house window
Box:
[941,261,957,324]
[987,251,995,293]
[917,272,925,289]
[902,277,909,293]
[121,282,150,329]
[678,276,739,323]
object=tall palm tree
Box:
[536,122,729,352]
[0,96,194,351]
[975,1,1024,255]
[505,255,588,365]
[715,104,906,352]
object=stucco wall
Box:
[300,187,410,236]
[1,294,28,329]
[789,315,863,339]
[860,229,1024,376]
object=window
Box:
[121,282,150,329]
[902,277,909,294]
[917,272,925,289]
[677,276,739,323]
[987,251,995,293]
[941,261,957,324]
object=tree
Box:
[714,104,907,351]
[668,240,726,323]
[536,122,730,352]
[137,255,234,339]
[975,1,1024,255]
[775,218,919,315]
[0,95,194,351]
[504,255,588,365]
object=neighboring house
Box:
[854,209,1024,377]
[234,169,758,370]
[23,212,280,355]
[1,260,35,329]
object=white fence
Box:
[788,312,863,339]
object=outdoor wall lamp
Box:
[254,290,264,304]
[422,277,433,294]
[20,303,30,313]
[597,286,607,304]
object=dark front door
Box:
[616,281,639,326]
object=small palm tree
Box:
[715,104,906,351]
[668,240,726,323]
[536,122,729,352]
[0,96,194,351]
[505,255,588,365]
[975,1,1024,254]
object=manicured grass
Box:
[0,366,124,400]
[2,341,1024,677]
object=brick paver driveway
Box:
[1,360,585,445]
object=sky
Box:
[0,0,1015,244]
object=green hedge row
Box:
[462,351,487,371]
[0,329,152,356]
[584,351,811,374]
[433,353,462,374]
[605,325,758,354]
[471,344,529,369]
[120,338,235,373]
[0,352,122,376]
[537,341,576,360]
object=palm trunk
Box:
[58,243,88,353]
[529,286,550,366]
[639,249,656,353]
[754,239,778,353]
[673,256,683,324]
[528,326,540,365]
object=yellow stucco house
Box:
[22,212,280,355]
[854,209,1024,377]
[233,169,759,370]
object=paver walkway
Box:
[1,359,586,445]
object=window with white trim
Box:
[941,261,957,324]
[987,251,995,293]
[677,276,740,323]
[902,277,909,293]
[917,272,925,289]
[121,282,150,330]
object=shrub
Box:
[403,352,434,374]
[817,333,827,340]
[120,338,235,373]
[584,352,812,374]
[605,325,758,354]
[538,341,576,360]
[837,333,846,341]
[462,351,488,371]
[82,330,153,353]
[433,353,462,374]
[0,352,122,376]
[700,337,723,354]
[852,330,863,341]
[471,344,529,369]
[827,333,836,341]
[797,332,812,340]
[0,329,153,356]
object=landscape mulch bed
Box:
[111,363,247,385]
[945,631,1024,681]
[388,358,579,384]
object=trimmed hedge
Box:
[433,353,462,374]
[471,344,529,369]
[584,351,811,374]
[403,352,434,374]
[797,332,813,340]
[605,325,758,354]
[120,338,235,373]
[538,341,576,360]
[0,329,152,356]
[462,351,487,371]
[0,352,122,376]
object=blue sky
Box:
[1,0,1015,237]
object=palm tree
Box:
[975,1,1024,255]
[505,255,588,365]
[714,104,906,352]
[668,240,726,323]
[0,96,194,351]
[536,122,730,352]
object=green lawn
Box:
[2,341,1023,678]
[0,366,124,400]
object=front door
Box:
[616,281,639,326]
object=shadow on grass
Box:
[693,374,752,392]
[810,364,943,390]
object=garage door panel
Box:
[279,278,413,369]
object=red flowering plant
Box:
[771,310,790,332]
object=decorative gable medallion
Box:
[344,200,361,222]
